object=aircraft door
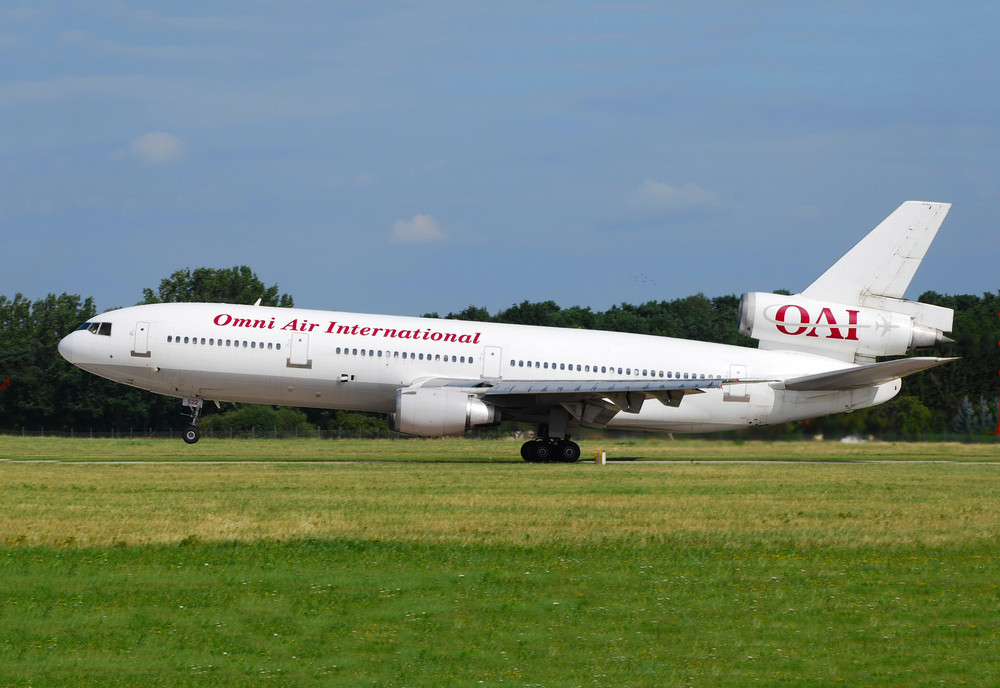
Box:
[483,346,502,379]
[131,322,151,358]
[287,333,312,369]
[724,363,749,402]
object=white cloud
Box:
[128,131,186,165]
[628,180,720,216]
[390,214,447,244]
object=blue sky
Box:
[2,2,997,316]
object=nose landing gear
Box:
[182,398,203,444]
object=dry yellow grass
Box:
[1,434,998,462]
[2,460,997,549]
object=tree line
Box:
[1,266,997,439]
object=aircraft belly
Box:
[767,382,900,424]
[604,387,775,433]
[194,370,394,413]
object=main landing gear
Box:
[520,437,581,463]
[521,407,582,462]
[181,397,203,444]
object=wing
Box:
[437,377,724,427]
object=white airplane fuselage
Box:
[58,301,899,434]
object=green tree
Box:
[200,406,315,438]
[142,266,294,307]
[1,293,91,430]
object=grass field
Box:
[2,435,999,463]
[1,437,998,687]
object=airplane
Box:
[59,201,956,461]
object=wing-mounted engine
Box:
[738,292,953,363]
[389,386,499,436]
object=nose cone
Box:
[58,332,77,364]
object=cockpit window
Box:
[78,321,112,336]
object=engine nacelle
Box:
[738,292,952,360]
[389,387,498,436]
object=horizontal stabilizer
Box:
[777,357,956,392]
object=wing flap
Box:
[434,377,724,427]
[482,377,721,404]
[478,378,722,422]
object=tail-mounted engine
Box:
[389,386,498,436]
[738,292,953,362]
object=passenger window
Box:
[167,336,173,343]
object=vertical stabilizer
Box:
[801,201,950,305]
[740,201,954,363]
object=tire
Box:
[532,441,552,462]
[557,441,581,463]
[182,427,200,444]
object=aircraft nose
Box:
[58,332,77,364]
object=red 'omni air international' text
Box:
[212,313,482,345]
